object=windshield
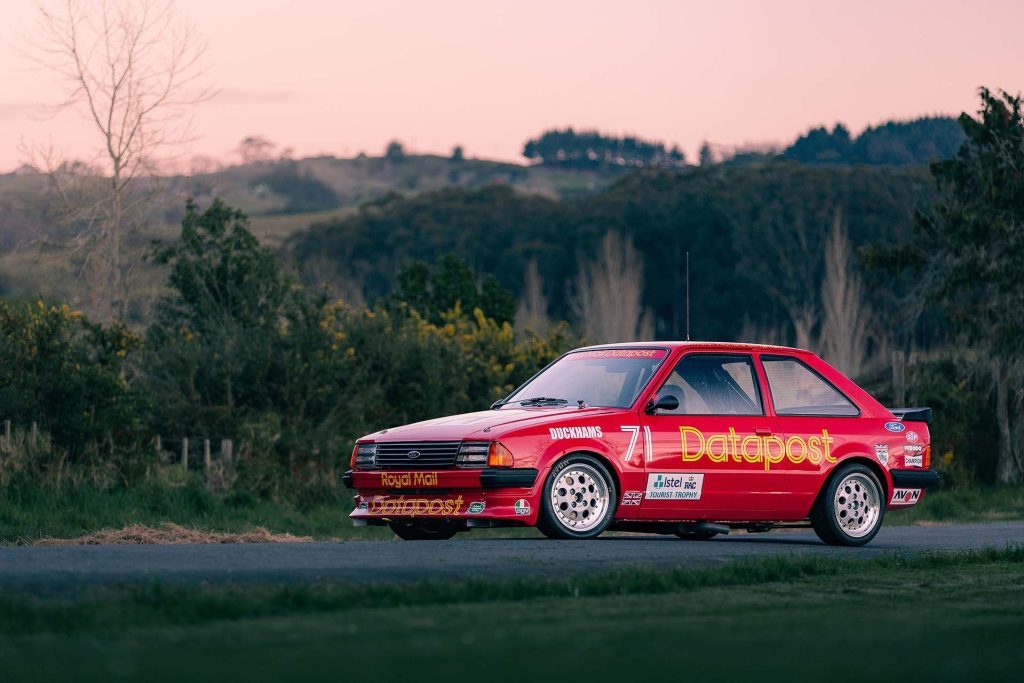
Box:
[500,348,669,409]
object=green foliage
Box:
[391,255,516,325]
[523,127,685,168]
[139,199,571,490]
[919,89,1024,355]
[289,164,932,341]
[784,117,965,165]
[0,300,146,462]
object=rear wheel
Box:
[537,454,617,539]
[388,520,459,541]
[811,463,884,546]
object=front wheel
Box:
[537,454,617,539]
[811,463,885,546]
[388,520,459,541]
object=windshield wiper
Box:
[491,396,569,409]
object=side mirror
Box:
[646,394,679,414]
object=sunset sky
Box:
[2,0,1023,172]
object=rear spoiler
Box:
[890,407,932,424]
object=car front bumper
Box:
[344,467,540,525]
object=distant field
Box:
[0,548,1020,680]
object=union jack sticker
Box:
[621,491,643,506]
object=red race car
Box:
[344,342,938,546]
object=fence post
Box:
[3,420,9,448]
[30,421,38,445]
[221,438,233,467]
[204,439,211,470]
[181,437,189,471]
[892,351,906,407]
[155,434,162,458]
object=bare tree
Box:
[819,211,874,377]
[571,232,654,344]
[236,135,278,165]
[736,209,823,350]
[514,259,550,337]
[24,0,211,320]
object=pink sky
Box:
[2,0,1023,172]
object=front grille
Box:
[375,441,461,469]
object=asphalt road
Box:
[1,521,1021,591]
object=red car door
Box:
[639,352,784,520]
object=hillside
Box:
[0,114,961,319]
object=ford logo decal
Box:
[407,450,421,459]
[884,421,906,433]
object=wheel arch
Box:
[546,449,623,508]
[811,455,890,514]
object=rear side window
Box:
[761,356,859,416]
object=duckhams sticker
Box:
[680,427,835,470]
[550,426,603,440]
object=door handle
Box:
[755,428,772,436]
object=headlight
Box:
[352,442,378,470]
[457,441,490,467]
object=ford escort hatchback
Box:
[344,343,939,546]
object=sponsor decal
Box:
[514,498,531,516]
[569,349,667,360]
[620,491,643,506]
[874,444,889,467]
[890,488,922,505]
[368,495,464,516]
[550,426,604,440]
[904,454,924,468]
[379,471,440,488]
[645,473,704,501]
[906,431,920,443]
[467,502,486,514]
[619,425,652,465]
[904,444,924,454]
[679,426,835,471]
[885,421,906,433]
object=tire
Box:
[811,463,885,547]
[674,531,719,540]
[388,520,459,541]
[537,454,617,539]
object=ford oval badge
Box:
[884,421,906,433]
[407,450,421,459]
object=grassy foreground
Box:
[2,480,1022,544]
[0,548,1021,681]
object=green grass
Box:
[0,478,388,543]
[887,486,1024,525]
[0,548,1021,681]
[1,480,1020,545]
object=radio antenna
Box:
[685,250,691,341]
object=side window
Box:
[761,356,859,416]
[655,354,763,415]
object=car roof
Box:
[576,341,811,354]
